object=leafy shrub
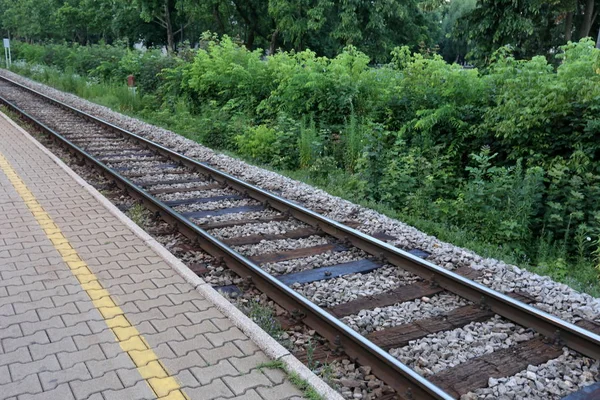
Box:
[10,36,600,283]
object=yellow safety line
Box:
[0,151,188,400]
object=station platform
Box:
[0,113,309,400]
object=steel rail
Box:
[2,74,600,391]
[0,80,452,400]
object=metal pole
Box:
[596,26,600,49]
[8,46,11,67]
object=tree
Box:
[133,0,181,52]
[463,0,600,64]
[439,0,477,63]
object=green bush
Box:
[10,36,600,293]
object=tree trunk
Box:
[246,28,255,49]
[565,12,573,42]
[213,3,225,34]
[269,29,279,55]
[579,0,595,39]
[164,1,175,53]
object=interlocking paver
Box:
[0,348,32,367]
[37,303,78,320]
[102,380,155,400]
[0,113,307,400]
[0,374,42,399]
[224,369,273,395]
[0,324,21,341]
[257,381,305,399]
[57,344,106,369]
[183,378,234,400]
[151,314,191,333]
[230,353,271,374]
[86,353,134,378]
[170,335,214,357]
[190,360,239,385]
[0,365,10,385]
[21,315,65,336]
[206,327,247,347]
[39,362,91,390]
[9,354,61,381]
[2,330,49,353]
[19,383,76,400]
[70,371,124,400]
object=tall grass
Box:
[10,62,143,113]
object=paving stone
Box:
[18,383,75,400]
[257,381,305,400]
[215,389,263,400]
[160,303,200,318]
[233,340,261,357]
[73,330,116,351]
[9,354,61,381]
[86,353,136,378]
[169,335,214,357]
[115,366,146,388]
[134,296,173,312]
[22,271,58,285]
[57,344,106,369]
[0,347,32,367]
[47,321,92,342]
[62,309,104,328]
[102,380,155,400]
[206,327,247,347]
[212,318,235,332]
[174,370,200,388]
[223,369,273,395]
[70,371,124,400]
[0,303,14,316]
[37,303,78,320]
[143,284,182,299]
[3,330,49,353]
[30,337,77,360]
[39,362,92,391]
[21,315,65,336]
[0,324,22,341]
[200,342,245,365]
[0,293,31,309]
[177,320,220,340]
[151,314,191,333]
[0,374,42,398]
[190,359,239,385]
[185,308,225,324]
[0,365,10,385]
[160,350,207,374]
[29,286,69,301]
[183,378,234,400]
[230,353,271,374]
[261,367,287,385]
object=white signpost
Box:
[3,39,11,68]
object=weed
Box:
[126,203,147,227]
[239,300,286,343]
[258,361,324,400]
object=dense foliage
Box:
[2,0,598,64]
[0,0,438,62]
[9,38,600,290]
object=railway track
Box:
[1,75,600,400]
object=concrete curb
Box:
[1,111,344,400]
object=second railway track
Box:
[1,74,600,400]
